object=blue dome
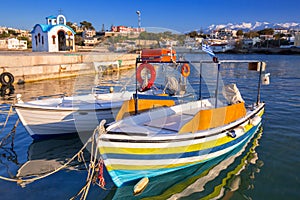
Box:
[46,15,56,19]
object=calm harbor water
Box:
[0,54,299,199]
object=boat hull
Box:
[15,106,118,139]
[98,104,264,187]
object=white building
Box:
[31,14,75,52]
[295,32,300,47]
[7,38,27,50]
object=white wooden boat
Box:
[14,89,178,139]
[14,91,135,139]
[96,59,269,187]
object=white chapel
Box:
[31,14,76,52]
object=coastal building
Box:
[294,32,300,47]
[31,14,75,52]
[110,25,145,36]
[84,37,99,46]
[7,38,27,50]
[0,40,7,49]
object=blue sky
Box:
[0,0,299,33]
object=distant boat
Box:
[96,59,269,187]
[210,43,235,53]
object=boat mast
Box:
[198,61,202,100]
[135,57,139,114]
[256,61,263,105]
[214,62,221,108]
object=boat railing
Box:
[30,93,66,100]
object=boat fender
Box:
[0,72,14,86]
[133,177,149,195]
[250,116,261,126]
[136,63,156,91]
[181,64,190,77]
[227,130,236,138]
[16,94,23,103]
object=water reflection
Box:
[102,126,264,200]
[16,136,89,180]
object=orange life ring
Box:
[181,64,190,77]
[136,63,156,91]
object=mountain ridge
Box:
[202,21,300,33]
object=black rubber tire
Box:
[0,72,14,86]
[0,85,14,97]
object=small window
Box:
[38,33,41,43]
[42,36,44,45]
[52,35,56,44]
[59,17,64,24]
[35,35,38,46]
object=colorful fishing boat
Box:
[106,126,263,199]
[96,58,269,187]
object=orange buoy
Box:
[136,63,156,91]
[181,63,190,77]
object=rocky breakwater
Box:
[0,51,137,83]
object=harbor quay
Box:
[0,50,137,83]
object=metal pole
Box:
[256,62,263,105]
[136,11,141,50]
[215,63,220,108]
[135,58,139,115]
[199,61,202,100]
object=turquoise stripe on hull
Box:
[107,123,262,187]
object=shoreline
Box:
[224,47,300,55]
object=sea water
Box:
[0,54,299,199]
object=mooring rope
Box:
[0,102,107,200]
[70,120,107,200]
[0,118,19,147]
[0,134,92,187]
[0,104,14,135]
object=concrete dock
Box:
[0,50,137,83]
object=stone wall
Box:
[0,52,137,83]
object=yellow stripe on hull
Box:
[99,123,255,155]
[99,134,233,155]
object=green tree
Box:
[236,29,244,37]
[274,33,285,40]
[75,35,84,46]
[66,21,76,32]
[17,36,32,48]
[0,32,10,39]
[80,21,95,30]
[258,28,274,35]
[187,31,198,38]
[244,31,259,38]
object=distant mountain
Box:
[202,22,300,33]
